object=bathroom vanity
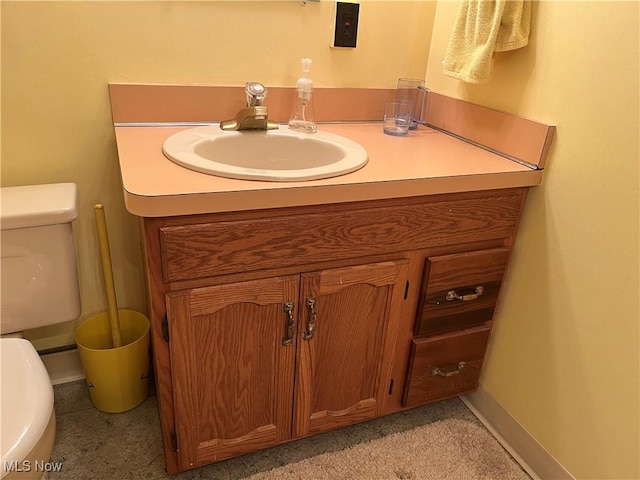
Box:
[110,84,554,474]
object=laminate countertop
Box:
[114,122,540,217]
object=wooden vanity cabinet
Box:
[140,188,527,474]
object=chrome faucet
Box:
[220,82,278,131]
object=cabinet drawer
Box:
[414,248,509,336]
[157,192,524,282]
[403,327,490,408]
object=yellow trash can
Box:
[75,309,150,413]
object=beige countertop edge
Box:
[123,170,542,218]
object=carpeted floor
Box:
[247,418,529,480]
[50,380,530,480]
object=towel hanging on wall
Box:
[443,0,531,84]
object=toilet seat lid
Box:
[0,338,54,476]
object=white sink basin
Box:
[162,125,368,182]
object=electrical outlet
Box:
[332,2,359,48]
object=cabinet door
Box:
[293,260,409,437]
[166,276,299,471]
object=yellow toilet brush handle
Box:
[94,204,122,348]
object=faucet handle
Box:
[246,82,267,106]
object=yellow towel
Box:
[443,0,531,84]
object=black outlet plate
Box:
[333,2,359,48]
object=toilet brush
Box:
[94,204,122,348]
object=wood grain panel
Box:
[159,192,524,282]
[167,276,297,468]
[188,277,295,317]
[165,293,198,470]
[415,248,509,336]
[294,260,408,437]
[403,326,491,408]
[140,218,180,473]
[424,248,510,293]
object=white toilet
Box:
[0,183,81,480]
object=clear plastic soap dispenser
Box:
[288,58,317,133]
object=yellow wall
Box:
[426,2,639,479]
[1,1,436,348]
[3,1,639,478]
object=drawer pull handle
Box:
[431,361,466,377]
[303,297,317,340]
[282,302,295,346]
[446,286,484,302]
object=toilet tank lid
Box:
[1,183,78,230]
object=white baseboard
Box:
[41,349,85,385]
[461,385,574,480]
